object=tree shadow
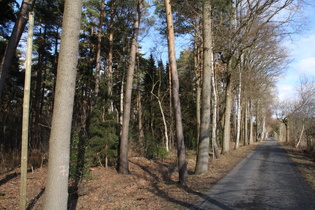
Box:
[129,160,231,209]
[26,187,45,210]
[67,181,79,210]
[68,130,87,210]
[0,171,18,186]
[0,168,32,186]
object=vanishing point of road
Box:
[189,138,315,210]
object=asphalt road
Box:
[189,139,315,210]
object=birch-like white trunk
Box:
[235,70,242,149]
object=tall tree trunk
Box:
[20,11,34,210]
[136,54,144,154]
[194,38,202,147]
[222,73,232,153]
[262,116,266,140]
[107,0,115,113]
[244,100,249,146]
[43,0,83,209]
[249,101,254,144]
[0,0,35,99]
[118,0,142,174]
[235,69,241,149]
[164,0,187,184]
[195,1,212,174]
[94,0,105,99]
[212,60,220,159]
[168,66,174,150]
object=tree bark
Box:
[0,0,35,99]
[195,1,212,174]
[244,100,249,146]
[249,101,254,144]
[43,0,83,209]
[20,11,34,210]
[222,73,232,153]
[107,0,115,113]
[212,59,220,159]
[118,0,142,174]
[136,54,145,154]
[194,38,202,148]
[164,0,187,184]
[94,0,105,99]
[235,63,242,149]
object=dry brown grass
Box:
[0,141,268,210]
[279,142,315,192]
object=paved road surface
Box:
[189,139,315,210]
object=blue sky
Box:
[276,4,315,101]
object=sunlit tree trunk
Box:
[212,63,220,159]
[223,72,232,153]
[118,0,142,174]
[20,11,34,210]
[235,63,242,149]
[164,0,187,184]
[43,0,83,209]
[195,0,212,174]
[244,100,249,145]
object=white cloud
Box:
[276,84,297,101]
[295,57,315,75]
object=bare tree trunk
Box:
[118,0,142,174]
[108,0,115,113]
[249,101,254,144]
[212,58,220,159]
[0,0,35,99]
[164,0,187,184]
[94,0,105,98]
[195,0,212,174]
[223,73,232,153]
[296,124,304,148]
[235,65,242,149]
[151,90,169,152]
[261,115,266,141]
[43,0,83,209]
[244,100,249,145]
[136,54,144,154]
[168,66,174,150]
[194,40,201,147]
[20,11,34,210]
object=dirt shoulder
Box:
[279,142,315,192]
[1,142,264,209]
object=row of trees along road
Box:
[275,75,315,153]
[0,0,307,208]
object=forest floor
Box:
[0,140,314,210]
